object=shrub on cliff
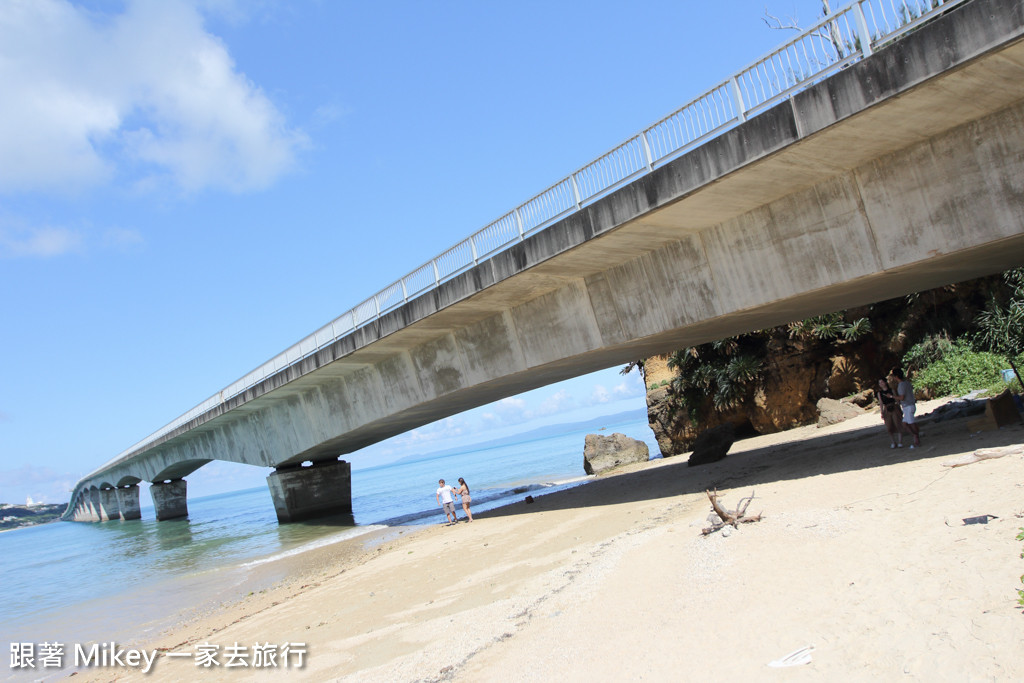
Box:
[909,340,1017,397]
[902,335,955,374]
[974,267,1024,387]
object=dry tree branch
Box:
[762,8,802,32]
[702,488,763,535]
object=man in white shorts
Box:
[436,479,459,524]
[892,368,922,449]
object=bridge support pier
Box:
[150,480,188,521]
[115,484,142,520]
[74,493,100,522]
[97,488,120,521]
[86,488,102,521]
[267,459,352,524]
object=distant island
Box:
[1,503,67,531]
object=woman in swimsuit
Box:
[457,477,473,522]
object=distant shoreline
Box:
[0,503,66,532]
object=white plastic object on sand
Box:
[768,645,815,667]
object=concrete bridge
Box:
[67,0,1024,524]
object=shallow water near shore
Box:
[1,415,657,664]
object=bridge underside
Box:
[69,0,1024,523]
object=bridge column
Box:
[74,496,99,522]
[150,480,188,521]
[267,459,352,524]
[85,488,101,521]
[115,484,142,520]
[97,488,120,521]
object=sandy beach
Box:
[77,397,1024,681]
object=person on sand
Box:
[436,479,459,524]
[892,368,922,448]
[877,378,903,448]
[456,477,473,522]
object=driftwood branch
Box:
[942,444,1024,468]
[702,488,763,535]
[736,493,755,518]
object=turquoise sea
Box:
[1,414,657,679]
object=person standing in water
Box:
[456,477,473,522]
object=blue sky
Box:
[0,0,830,503]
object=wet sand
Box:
[76,398,1024,681]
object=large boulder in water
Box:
[583,433,649,475]
[687,422,735,467]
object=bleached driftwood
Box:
[702,489,762,535]
[942,444,1024,468]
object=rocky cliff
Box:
[642,275,1004,456]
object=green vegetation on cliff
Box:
[910,340,1019,398]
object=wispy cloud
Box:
[102,227,145,252]
[537,389,576,415]
[0,0,306,196]
[0,219,144,259]
[0,464,77,505]
[310,101,352,129]
[0,225,83,258]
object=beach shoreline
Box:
[67,397,1024,681]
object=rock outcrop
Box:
[687,422,735,467]
[583,433,650,475]
[816,397,864,427]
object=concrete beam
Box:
[267,460,352,524]
[150,480,188,521]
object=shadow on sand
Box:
[476,409,1024,521]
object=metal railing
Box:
[84,0,966,481]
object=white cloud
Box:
[613,373,646,399]
[0,0,305,195]
[0,214,144,258]
[536,389,575,416]
[583,371,644,407]
[0,224,82,257]
[383,416,471,452]
[102,227,144,251]
[310,101,351,129]
[479,397,530,426]
[0,464,77,504]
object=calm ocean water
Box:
[1,415,657,674]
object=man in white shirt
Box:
[436,479,459,524]
[892,368,922,448]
